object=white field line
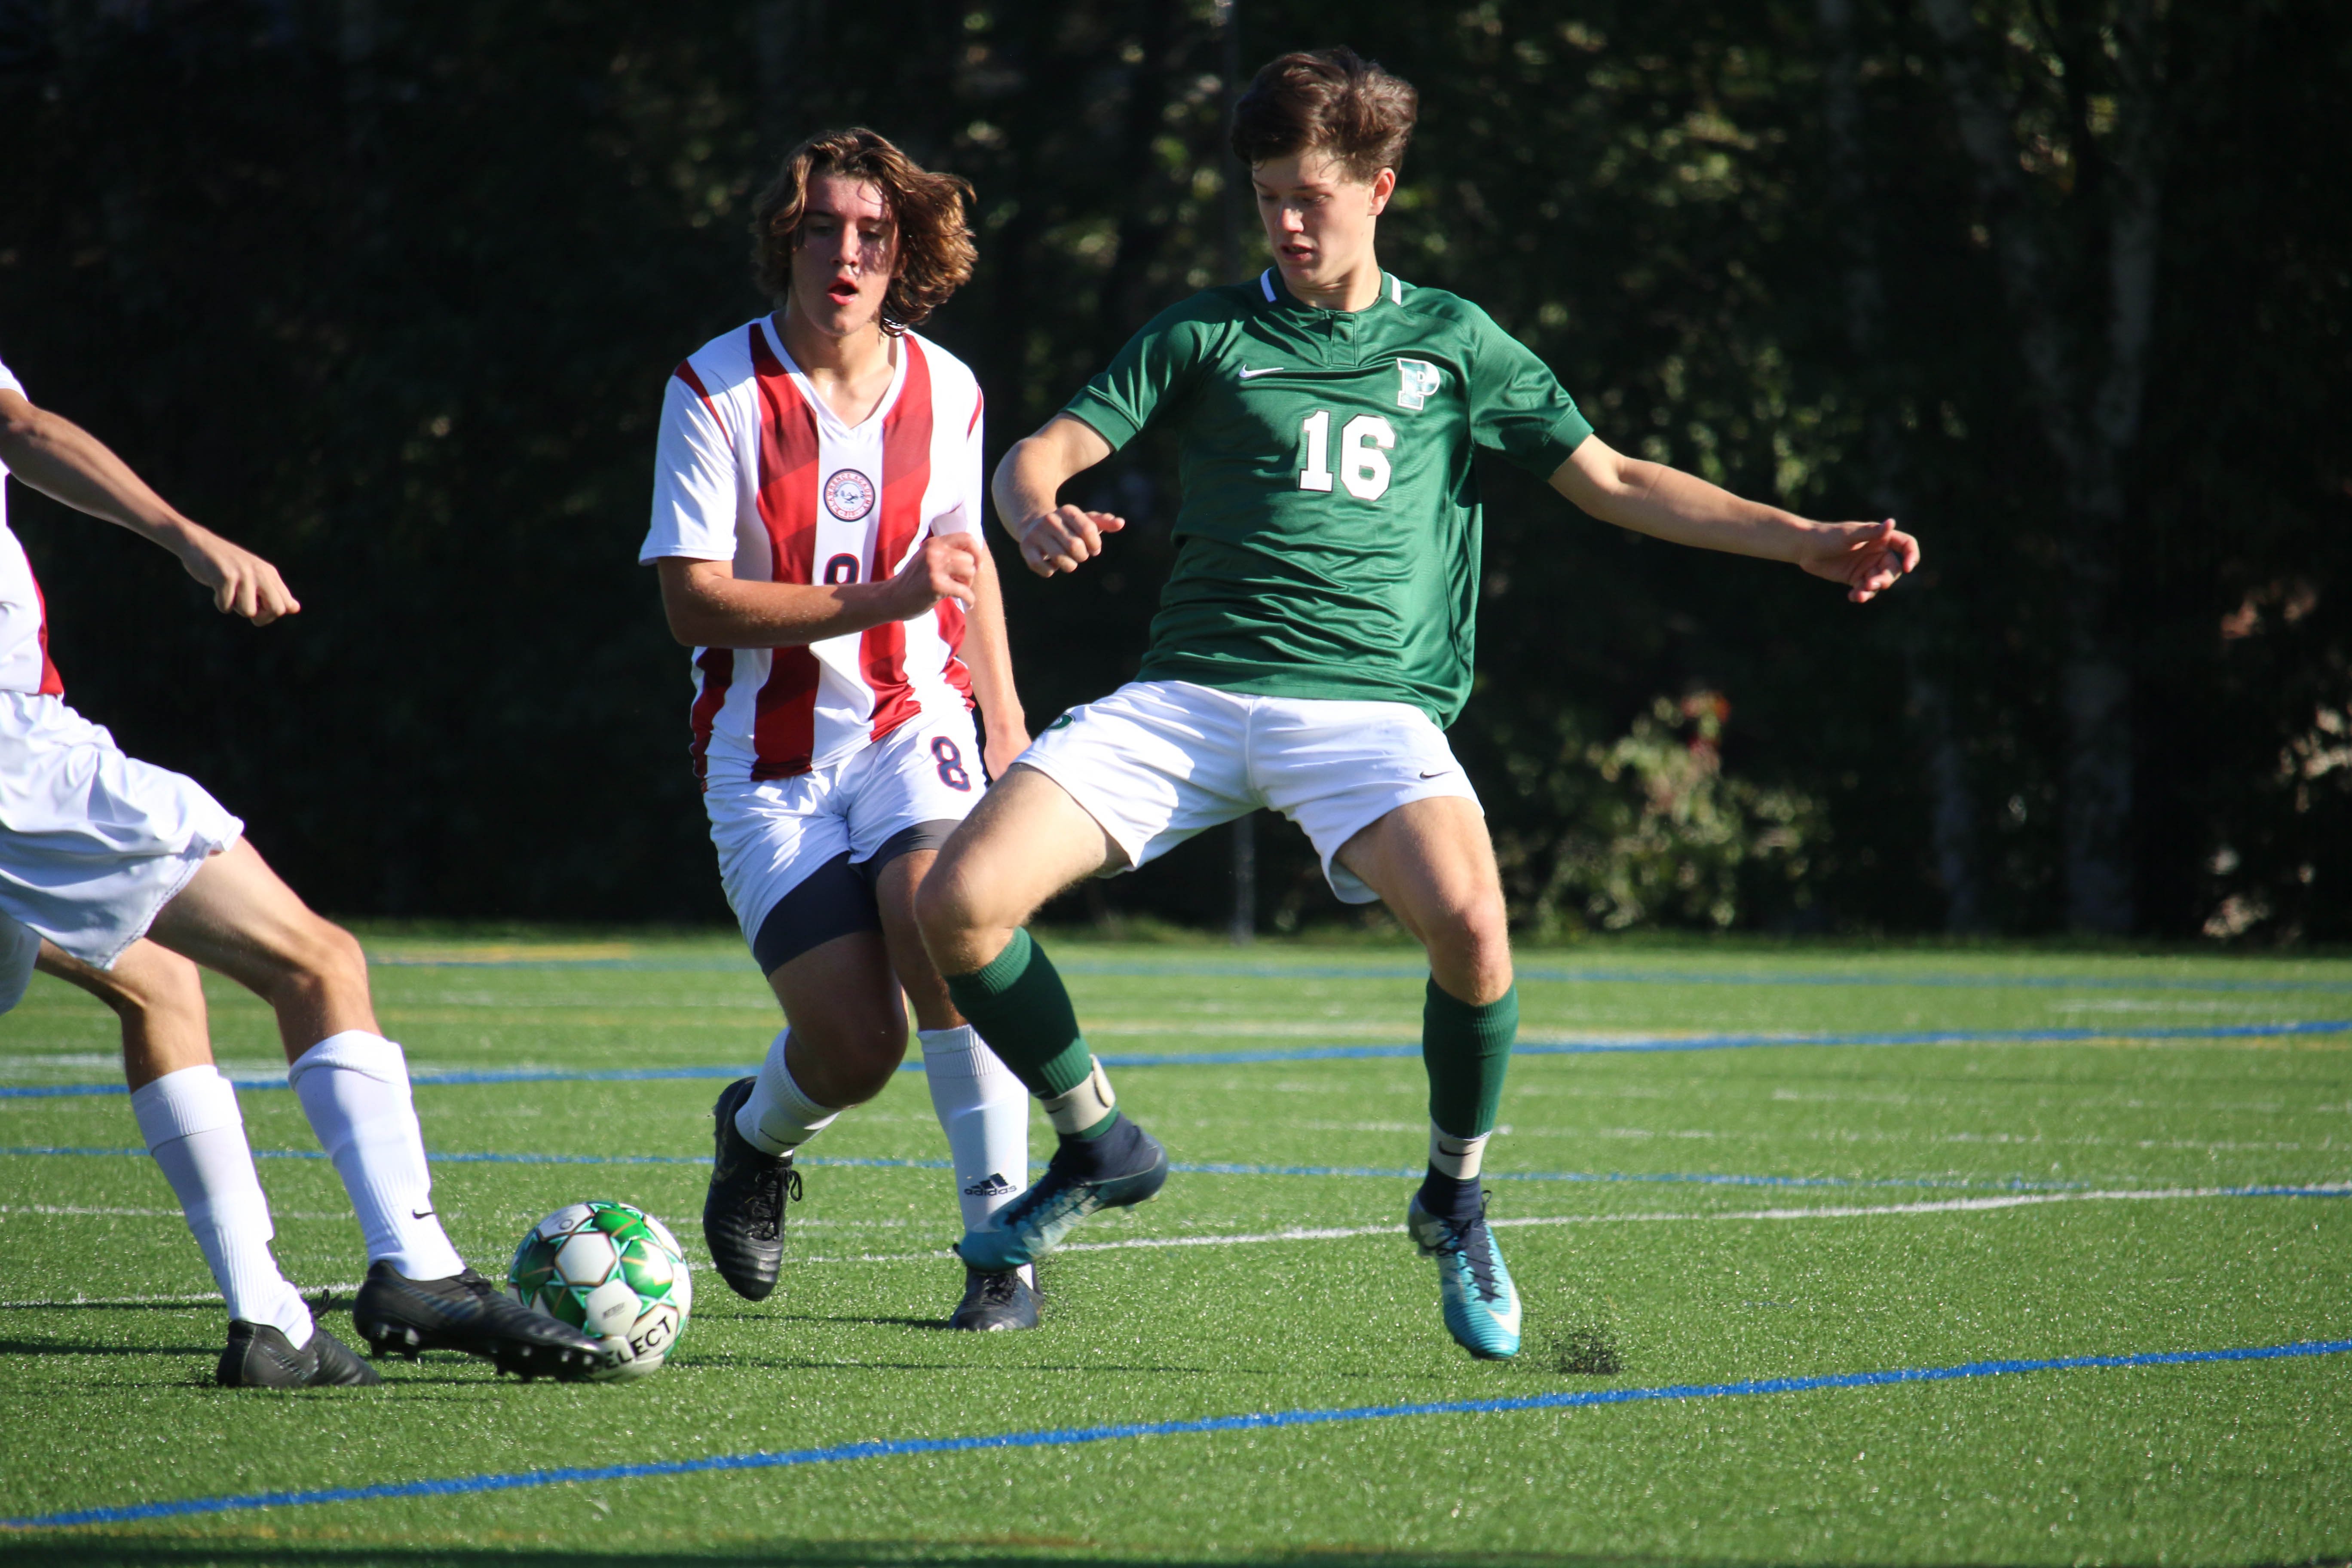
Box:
[791,1183,2346,1265]
[6,1185,2339,1301]
[0,1204,355,1221]
[0,1282,368,1309]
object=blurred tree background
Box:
[1,0,2344,940]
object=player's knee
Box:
[278,917,369,1001]
[100,944,206,1024]
[138,949,208,1023]
[913,862,981,954]
[1427,893,1513,1003]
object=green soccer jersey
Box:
[1061,267,1593,726]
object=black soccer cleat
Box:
[351,1262,609,1381]
[947,1263,1040,1332]
[702,1075,801,1302]
[217,1319,382,1389]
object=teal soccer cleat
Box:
[1407,1194,1522,1360]
[956,1121,1169,1271]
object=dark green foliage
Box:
[0,0,2344,935]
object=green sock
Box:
[1423,979,1517,1138]
[941,928,1096,1099]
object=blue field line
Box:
[8,1014,2349,1102]
[9,1336,2347,1532]
[366,949,2352,995]
[5,1143,2347,1201]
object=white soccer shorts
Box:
[1015,680,1481,904]
[0,692,244,968]
[704,704,985,964]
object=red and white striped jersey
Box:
[640,318,983,786]
[0,356,65,699]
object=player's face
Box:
[1251,151,1395,294]
[790,175,897,337]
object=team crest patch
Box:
[823,468,876,521]
[1396,358,1442,411]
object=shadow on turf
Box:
[0,1338,217,1358]
[0,1301,221,1312]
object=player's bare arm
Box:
[0,388,299,624]
[961,543,1029,779]
[1550,433,1920,603]
[655,532,980,649]
[990,414,1124,577]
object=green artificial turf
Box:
[1,933,2349,1565]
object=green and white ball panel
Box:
[506,1199,692,1381]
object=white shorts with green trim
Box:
[1014,679,1479,905]
[0,692,243,969]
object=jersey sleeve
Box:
[1465,311,1593,476]
[1058,303,1209,451]
[640,369,739,564]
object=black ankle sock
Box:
[1418,1167,1483,1223]
[1056,1112,1141,1177]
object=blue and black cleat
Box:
[1406,1193,1522,1360]
[956,1121,1168,1271]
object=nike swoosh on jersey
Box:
[1237,366,1286,379]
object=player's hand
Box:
[1798,518,1920,603]
[981,720,1031,784]
[889,532,982,616]
[1015,504,1125,577]
[175,524,301,625]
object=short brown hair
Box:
[1230,47,1418,180]
[750,129,977,334]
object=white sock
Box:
[1429,1124,1490,1181]
[735,1030,840,1157]
[287,1030,465,1280]
[132,1066,313,1347]
[920,1025,1032,1237]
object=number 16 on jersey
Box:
[1297,410,1394,502]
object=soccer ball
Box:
[506,1200,692,1382]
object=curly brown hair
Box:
[750,129,977,335]
[1230,47,1418,181]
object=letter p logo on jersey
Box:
[1396,359,1442,411]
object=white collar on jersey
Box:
[1256,269,1405,307]
[757,315,911,436]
